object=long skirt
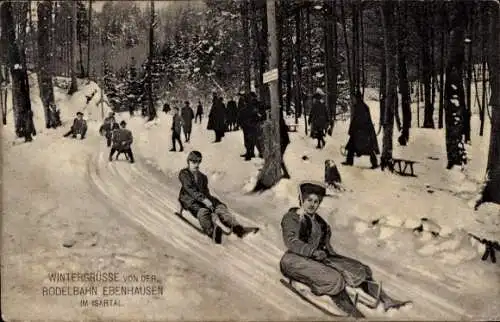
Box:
[280,252,372,296]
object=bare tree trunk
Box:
[1,1,35,141]
[360,4,365,97]
[37,0,59,129]
[380,1,397,169]
[324,0,337,129]
[250,0,260,92]
[340,0,353,92]
[146,0,156,121]
[87,0,92,77]
[254,0,281,191]
[476,3,500,208]
[397,1,411,146]
[438,2,446,129]
[420,4,434,128]
[68,1,78,94]
[294,9,303,120]
[259,0,269,104]
[378,54,386,134]
[240,0,251,93]
[464,5,473,144]
[77,6,85,78]
[444,2,468,170]
[479,4,487,136]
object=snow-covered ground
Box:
[2,75,499,320]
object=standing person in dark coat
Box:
[170,106,184,152]
[63,112,88,139]
[99,114,120,147]
[226,97,238,131]
[181,101,194,142]
[238,93,260,160]
[178,151,254,239]
[109,120,134,163]
[207,93,226,143]
[280,114,291,178]
[342,91,379,168]
[195,101,203,123]
[308,93,330,149]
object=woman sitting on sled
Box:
[279,181,410,318]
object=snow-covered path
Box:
[86,142,478,320]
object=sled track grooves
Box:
[87,150,472,320]
[87,152,315,318]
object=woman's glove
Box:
[312,250,327,261]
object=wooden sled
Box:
[175,204,230,244]
[175,203,259,244]
[280,278,347,317]
[280,278,381,316]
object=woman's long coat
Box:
[309,101,330,138]
[346,101,380,156]
[181,106,194,133]
[207,98,226,132]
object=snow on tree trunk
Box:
[380,2,397,168]
[37,0,58,129]
[254,0,281,191]
[444,2,468,170]
[477,4,500,207]
[1,1,35,141]
[68,1,78,95]
[397,1,411,146]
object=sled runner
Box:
[280,277,381,316]
[280,278,346,317]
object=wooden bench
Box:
[287,124,299,132]
[392,158,418,176]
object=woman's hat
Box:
[298,180,326,203]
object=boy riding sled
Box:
[178,151,258,241]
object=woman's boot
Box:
[330,290,365,318]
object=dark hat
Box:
[185,101,190,105]
[298,181,326,203]
[120,120,126,126]
[76,112,83,116]
[187,150,202,163]
[313,93,322,100]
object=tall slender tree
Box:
[397,1,411,146]
[324,0,338,128]
[87,0,92,77]
[68,1,78,94]
[254,0,283,191]
[380,1,397,169]
[146,0,156,121]
[240,0,251,93]
[444,2,468,170]
[37,0,59,129]
[1,1,35,141]
[476,3,500,208]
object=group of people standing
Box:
[307,90,380,169]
